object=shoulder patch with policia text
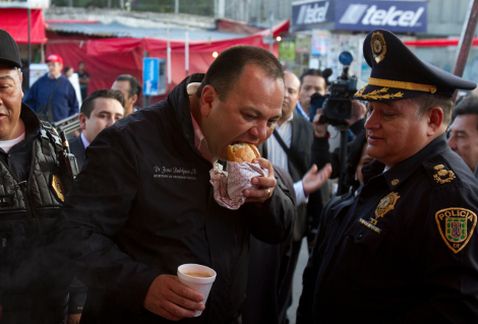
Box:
[435,207,477,254]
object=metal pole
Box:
[144,50,150,107]
[27,7,31,67]
[175,0,179,14]
[453,0,478,78]
[167,28,172,87]
[185,30,189,77]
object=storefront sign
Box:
[335,0,427,32]
[291,0,427,33]
[292,0,334,32]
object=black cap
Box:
[0,29,22,69]
[355,29,476,101]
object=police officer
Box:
[297,29,478,323]
[0,29,76,323]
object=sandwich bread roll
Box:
[226,143,261,163]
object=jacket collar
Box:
[363,134,448,190]
[167,73,206,156]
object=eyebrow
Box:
[243,106,281,120]
[0,75,16,81]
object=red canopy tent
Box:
[0,8,47,44]
[46,20,289,104]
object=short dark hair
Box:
[197,46,283,100]
[413,94,454,126]
[299,68,326,84]
[81,89,125,117]
[115,74,141,97]
[453,94,478,122]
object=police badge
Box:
[435,207,477,254]
[51,174,65,203]
[375,192,400,219]
[371,31,387,64]
[359,192,400,234]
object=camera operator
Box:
[312,100,367,195]
[296,69,330,121]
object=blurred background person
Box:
[111,74,141,115]
[24,54,78,122]
[69,89,125,169]
[296,69,328,121]
[63,66,82,107]
[77,61,90,101]
[447,94,478,177]
[244,71,331,324]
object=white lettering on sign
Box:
[296,1,330,25]
[361,5,424,27]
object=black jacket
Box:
[57,75,294,323]
[0,106,71,324]
[297,135,478,323]
[68,135,86,169]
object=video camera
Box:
[310,51,358,126]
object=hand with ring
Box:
[244,157,276,203]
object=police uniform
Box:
[0,29,77,324]
[297,29,478,323]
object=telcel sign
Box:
[292,0,427,33]
[292,0,333,31]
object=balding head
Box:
[280,71,300,124]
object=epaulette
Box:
[422,157,457,186]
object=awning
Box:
[0,8,47,44]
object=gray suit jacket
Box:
[261,111,314,240]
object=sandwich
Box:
[226,143,261,163]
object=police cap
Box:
[0,29,22,69]
[355,29,476,101]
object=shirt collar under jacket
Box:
[190,112,215,163]
[80,132,90,149]
[295,102,308,120]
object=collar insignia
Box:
[433,164,456,184]
[51,174,65,203]
[371,31,387,64]
[375,192,400,219]
[391,178,400,186]
[435,207,477,254]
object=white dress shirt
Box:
[266,115,308,205]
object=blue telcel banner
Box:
[291,0,427,33]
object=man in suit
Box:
[447,94,478,177]
[111,74,141,116]
[244,71,331,324]
[69,89,124,169]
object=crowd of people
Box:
[1,25,478,324]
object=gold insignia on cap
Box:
[368,77,437,94]
[375,192,400,219]
[391,179,400,186]
[51,174,65,202]
[433,164,456,184]
[371,31,387,64]
[435,207,477,254]
[354,87,404,100]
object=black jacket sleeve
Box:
[55,127,161,314]
[246,166,295,244]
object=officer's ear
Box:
[426,106,444,135]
